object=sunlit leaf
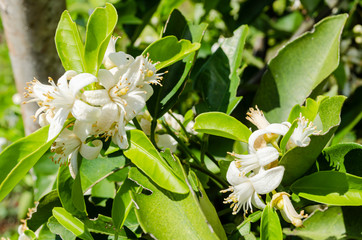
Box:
[260,204,283,240]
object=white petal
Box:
[69,148,79,179]
[251,192,266,209]
[48,108,69,141]
[124,92,147,121]
[248,129,268,153]
[97,103,119,131]
[80,140,103,160]
[226,161,248,186]
[109,51,134,69]
[250,166,285,194]
[265,123,290,135]
[141,84,154,100]
[69,73,97,96]
[82,89,111,106]
[73,120,93,142]
[113,118,129,149]
[256,147,280,166]
[103,37,117,64]
[121,57,144,86]
[57,70,77,92]
[98,69,117,90]
[156,134,178,152]
[72,99,101,122]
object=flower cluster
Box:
[221,106,317,226]
[24,37,162,178]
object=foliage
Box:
[1,0,362,239]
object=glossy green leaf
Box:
[280,120,298,154]
[80,155,126,191]
[55,10,85,73]
[254,14,348,123]
[129,157,226,240]
[72,172,86,213]
[27,190,62,231]
[260,204,283,240]
[280,96,346,185]
[57,166,86,216]
[287,98,321,123]
[318,143,362,177]
[83,214,126,236]
[52,207,94,240]
[142,35,200,70]
[146,9,207,118]
[123,129,188,194]
[0,125,54,202]
[195,25,248,114]
[283,206,362,239]
[194,112,251,142]
[84,3,117,75]
[112,179,134,230]
[48,216,76,240]
[38,224,57,240]
[291,171,362,206]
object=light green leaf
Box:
[84,3,117,75]
[283,206,362,239]
[142,35,200,70]
[48,216,76,240]
[280,96,346,185]
[0,126,54,202]
[52,207,94,240]
[123,129,188,194]
[287,98,321,123]
[129,154,226,240]
[291,171,362,206]
[112,179,134,230]
[55,10,85,73]
[72,172,86,213]
[254,14,348,123]
[221,25,248,114]
[194,112,251,142]
[260,204,283,240]
[280,120,298,154]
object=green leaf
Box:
[55,10,85,73]
[80,155,126,191]
[221,25,248,114]
[194,25,248,114]
[0,125,54,202]
[38,224,57,240]
[57,166,86,216]
[48,216,76,240]
[287,98,321,123]
[129,158,226,240]
[27,190,62,231]
[260,204,283,240]
[142,35,200,70]
[52,207,94,240]
[72,172,86,213]
[194,112,251,142]
[254,14,348,123]
[83,214,126,235]
[123,129,188,194]
[112,179,134,230]
[318,143,362,177]
[84,3,117,75]
[291,171,362,206]
[146,9,207,119]
[280,96,346,185]
[283,206,362,239]
[280,120,298,154]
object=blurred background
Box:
[0,0,360,238]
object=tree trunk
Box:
[0,0,66,135]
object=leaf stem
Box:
[200,134,209,166]
[132,117,142,131]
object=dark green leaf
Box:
[0,126,54,202]
[194,112,251,142]
[123,129,189,194]
[254,14,348,123]
[47,216,76,240]
[55,11,85,73]
[291,171,362,206]
[84,3,117,75]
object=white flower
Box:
[229,146,280,175]
[271,192,308,227]
[102,36,134,71]
[285,114,318,149]
[164,112,197,135]
[221,161,285,214]
[51,121,102,178]
[246,106,270,130]
[248,123,289,152]
[156,134,178,152]
[25,71,99,140]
